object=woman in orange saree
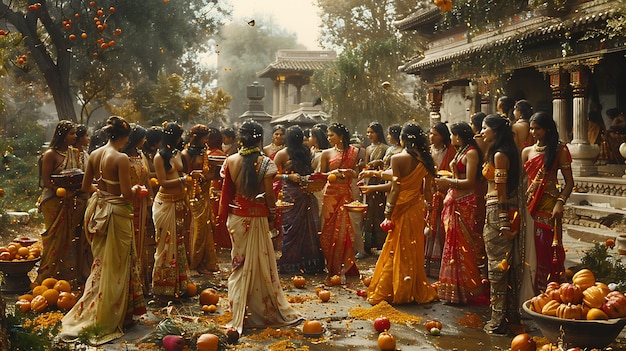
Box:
[365,122,438,305]
[319,123,360,279]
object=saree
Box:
[367,163,438,305]
[524,146,570,292]
[37,147,90,288]
[222,157,302,334]
[363,143,388,251]
[61,191,146,345]
[188,168,219,273]
[277,181,325,274]
[320,145,359,277]
[151,192,191,297]
[129,152,154,294]
[438,190,484,304]
[425,144,456,278]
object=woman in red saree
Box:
[319,123,360,279]
[434,122,486,304]
[425,122,456,278]
[522,112,573,293]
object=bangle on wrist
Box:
[499,226,511,231]
[557,197,566,203]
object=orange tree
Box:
[0,0,230,124]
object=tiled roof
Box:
[258,50,337,78]
[393,5,440,31]
[399,7,616,74]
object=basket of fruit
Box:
[522,269,626,349]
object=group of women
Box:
[37,103,574,340]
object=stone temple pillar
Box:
[272,80,280,116]
[567,65,599,177]
[278,77,287,115]
[547,67,570,143]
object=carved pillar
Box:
[278,76,287,115]
[428,86,443,126]
[272,79,280,115]
[296,85,302,105]
[567,64,599,177]
[539,66,570,143]
[468,81,481,115]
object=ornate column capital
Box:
[538,65,568,99]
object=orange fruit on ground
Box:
[303,320,323,334]
[318,290,331,302]
[199,288,219,306]
[187,282,197,296]
[329,275,342,286]
[41,288,60,307]
[32,285,47,297]
[53,279,71,293]
[56,187,67,197]
[57,292,77,311]
[42,277,58,289]
[202,304,217,313]
[377,331,397,351]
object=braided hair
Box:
[49,120,76,150]
[401,122,435,176]
[238,120,264,198]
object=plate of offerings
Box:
[51,168,84,190]
[275,200,294,210]
[436,170,453,178]
[343,200,368,212]
[207,155,227,167]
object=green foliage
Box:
[314,0,428,130]
[579,242,626,292]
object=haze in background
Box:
[229,0,323,50]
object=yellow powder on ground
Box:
[286,294,316,303]
[268,339,310,351]
[246,327,304,341]
[349,300,422,325]
[22,311,64,330]
[203,311,232,326]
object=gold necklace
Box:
[534,142,547,152]
[334,145,344,153]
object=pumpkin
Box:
[545,282,562,302]
[15,299,31,313]
[329,275,342,286]
[602,291,626,318]
[292,276,306,288]
[303,320,323,334]
[582,285,607,309]
[30,295,48,312]
[199,288,219,306]
[196,333,219,351]
[572,269,595,290]
[559,283,583,304]
[377,331,396,351]
[32,285,47,297]
[530,294,551,313]
[18,294,33,302]
[511,333,536,351]
[541,300,560,316]
[53,279,71,293]
[557,303,584,320]
[587,307,609,320]
[595,282,612,296]
[41,277,58,289]
[41,289,60,307]
[424,320,443,332]
[57,292,77,311]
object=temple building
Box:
[257,50,336,129]
[394,0,626,238]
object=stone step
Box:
[564,223,616,244]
